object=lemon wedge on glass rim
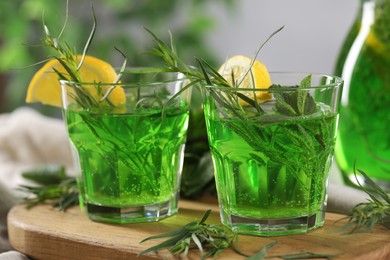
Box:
[26,55,126,108]
[217,55,272,103]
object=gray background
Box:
[206,0,359,75]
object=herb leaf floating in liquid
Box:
[272,74,317,116]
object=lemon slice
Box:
[26,55,126,108]
[217,55,272,103]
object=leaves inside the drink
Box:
[160,25,332,201]
[271,74,317,117]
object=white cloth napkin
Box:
[0,108,73,259]
[0,107,73,223]
[0,252,29,260]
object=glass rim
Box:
[59,68,187,87]
[204,71,343,91]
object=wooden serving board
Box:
[7,200,390,260]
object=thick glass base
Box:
[83,196,178,224]
[221,210,325,236]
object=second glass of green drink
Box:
[203,72,343,236]
[60,70,191,223]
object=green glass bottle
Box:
[334,0,390,188]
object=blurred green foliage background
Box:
[0,0,236,114]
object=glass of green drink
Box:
[60,70,191,223]
[203,72,343,236]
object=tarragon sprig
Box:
[19,164,78,211]
[146,26,284,118]
[139,209,236,259]
[338,168,390,234]
[40,1,127,111]
[271,74,317,116]
[40,3,99,110]
[139,211,337,259]
[264,250,337,259]
[41,1,93,83]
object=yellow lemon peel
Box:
[217,55,272,104]
[26,55,126,108]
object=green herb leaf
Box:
[139,209,236,258]
[140,226,191,243]
[271,84,298,116]
[238,25,284,87]
[265,250,337,259]
[246,241,278,260]
[39,3,127,113]
[336,166,390,234]
[139,232,190,255]
[146,26,284,119]
[19,164,78,211]
[22,164,67,186]
[299,74,312,88]
[199,208,212,223]
[271,75,317,117]
[298,74,317,115]
[196,58,212,85]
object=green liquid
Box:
[206,106,338,220]
[335,42,390,182]
[334,0,390,186]
[64,107,189,208]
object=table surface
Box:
[7,199,390,260]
